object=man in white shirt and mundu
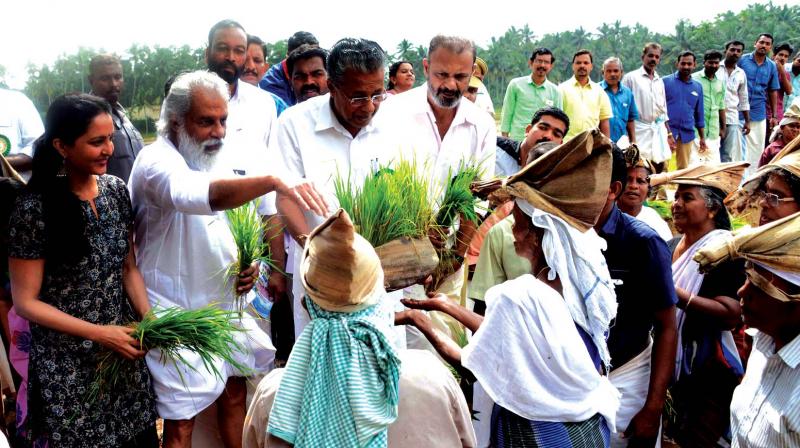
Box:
[128,70,326,448]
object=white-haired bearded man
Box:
[128,70,327,448]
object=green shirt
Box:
[500,76,562,141]
[692,70,726,139]
[469,215,532,301]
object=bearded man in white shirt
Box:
[379,36,496,344]
[128,70,326,448]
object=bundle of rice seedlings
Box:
[334,158,434,248]
[90,305,249,403]
[225,200,269,312]
[435,162,484,229]
[428,163,484,291]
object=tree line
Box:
[10,2,800,132]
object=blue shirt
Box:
[600,81,639,143]
[269,92,288,117]
[663,72,705,142]
[259,60,296,106]
[598,205,678,368]
[738,53,780,121]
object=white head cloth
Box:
[516,199,618,368]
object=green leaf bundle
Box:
[90,305,249,403]
[225,200,269,310]
[436,162,484,228]
[334,158,434,248]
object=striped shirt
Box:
[730,330,800,447]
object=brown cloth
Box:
[726,147,800,217]
[475,130,613,232]
[623,144,654,173]
[694,210,800,285]
[650,161,748,195]
[300,209,384,312]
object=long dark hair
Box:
[28,93,112,264]
[387,60,411,90]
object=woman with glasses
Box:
[659,162,748,447]
[727,149,800,227]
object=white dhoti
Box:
[146,311,275,420]
[690,137,722,165]
[634,120,671,163]
[608,341,662,448]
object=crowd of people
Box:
[0,18,799,448]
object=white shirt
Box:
[271,94,398,336]
[622,66,668,124]
[228,80,279,214]
[0,88,44,181]
[731,330,800,447]
[129,137,275,419]
[633,206,673,241]
[380,85,496,191]
[717,65,751,125]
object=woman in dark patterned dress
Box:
[7,94,157,447]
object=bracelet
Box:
[686,294,695,310]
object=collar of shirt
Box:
[754,330,800,369]
[527,76,549,89]
[636,66,661,81]
[599,80,622,93]
[568,76,594,89]
[311,93,379,137]
[599,204,621,236]
[670,72,694,84]
[408,84,482,128]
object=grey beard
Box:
[428,82,461,109]
[176,127,222,172]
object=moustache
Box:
[301,84,320,95]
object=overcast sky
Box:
[1,0,792,88]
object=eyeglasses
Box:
[343,92,388,107]
[759,191,796,207]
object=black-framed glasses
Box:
[345,93,388,107]
[759,191,796,207]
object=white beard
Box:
[176,126,222,172]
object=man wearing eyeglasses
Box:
[271,37,398,338]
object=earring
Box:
[57,158,66,177]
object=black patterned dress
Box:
[8,175,157,447]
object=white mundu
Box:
[128,136,275,419]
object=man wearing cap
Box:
[595,147,677,447]
[500,48,562,141]
[760,102,800,167]
[273,38,397,339]
[402,130,621,447]
[472,57,495,117]
[242,210,477,448]
[693,212,800,448]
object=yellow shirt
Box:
[558,77,613,140]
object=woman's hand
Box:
[94,325,146,360]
